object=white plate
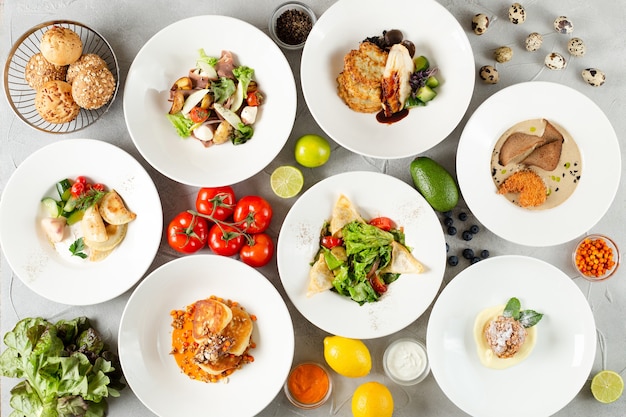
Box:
[118,255,294,417]
[301,0,474,159]
[123,15,296,186]
[457,81,621,247]
[427,255,596,417]
[0,139,162,305]
[277,171,446,339]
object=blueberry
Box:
[469,225,480,234]
[443,211,452,218]
[481,249,490,259]
[447,226,457,236]
[444,217,454,226]
[462,230,473,241]
[446,242,450,252]
[462,248,474,259]
[448,255,459,266]
[471,257,481,264]
[458,212,468,221]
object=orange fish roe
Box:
[575,237,616,278]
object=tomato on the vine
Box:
[239,233,274,267]
[369,216,395,232]
[207,223,244,256]
[233,195,272,234]
[167,211,209,254]
[195,186,236,221]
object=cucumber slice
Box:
[416,85,437,103]
[41,197,62,218]
[63,196,78,212]
[426,75,440,88]
[413,55,430,72]
[66,209,85,226]
[56,179,72,201]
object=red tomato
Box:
[240,233,274,267]
[246,91,262,106]
[195,186,236,221]
[369,217,395,231]
[92,183,105,192]
[321,236,343,249]
[233,195,273,234]
[189,106,209,123]
[207,223,244,256]
[71,181,85,197]
[167,211,208,254]
[369,274,388,294]
[75,176,88,185]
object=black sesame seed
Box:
[447,226,457,236]
[462,231,473,241]
[448,255,459,266]
[462,248,474,259]
[469,225,480,234]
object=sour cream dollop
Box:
[383,338,429,385]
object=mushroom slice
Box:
[84,223,128,252]
[82,204,107,242]
[98,190,137,225]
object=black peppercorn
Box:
[275,9,313,46]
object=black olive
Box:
[384,29,404,46]
[401,40,416,57]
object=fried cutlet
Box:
[337,41,388,113]
[497,170,547,207]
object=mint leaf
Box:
[503,297,521,319]
[519,310,543,328]
[69,238,88,259]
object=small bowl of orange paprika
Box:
[572,234,620,282]
[284,362,332,409]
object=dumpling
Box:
[98,189,137,225]
[307,253,335,297]
[329,194,364,236]
[81,204,107,242]
[379,241,424,274]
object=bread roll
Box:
[40,26,83,66]
[24,53,67,90]
[34,80,80,123]
[71,66,116,109]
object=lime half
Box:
[270,166,304,198]
[591,370,624,403]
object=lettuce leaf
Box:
[166,113,194,138]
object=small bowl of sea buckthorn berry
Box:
[572,234,620,282]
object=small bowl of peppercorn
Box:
[572,234,620,282]
[269,2,316,50]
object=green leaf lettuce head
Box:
[0,317,125,417]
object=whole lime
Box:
[294,134,331,168]
[410,156,459,212]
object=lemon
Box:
[410,156,459,212]
[352,381,394,417]
[323,335,371,378]
[294,134,331,168]
[591,370,624,403]
[270,165,304,198]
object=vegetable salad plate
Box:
[118,255,294,417]
[124,15,296,187]
[457,81,621,247]
[301,0,474,159]
[0,139,162,305]
[277,171,446,339]
[427,255,596,417]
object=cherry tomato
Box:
[321,236,343,249]
[195,186,236,221]
[75,176,88,185]
[189,106,210,123]
[71,181,85,197]
[240,233,274,267]
[167,211,208,254]
[207,223,244,256]
[233,195,273,234]
[246,91,262,106]
[369,274,388,294]
[92,183,105,192]
[369,217,395,231]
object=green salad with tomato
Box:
[166,49,263,147]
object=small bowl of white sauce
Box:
[383,338,430,386]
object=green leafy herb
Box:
[0,317,125,417]
[503,297,543,328]
[74,189,106,211]
[69,238,88,259]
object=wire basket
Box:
[4,20,120,133]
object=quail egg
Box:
[554,16,574,34]
[582,68,606,87]
[494,46,513,63]
[472,13,490,35]
[525,32,543,51]
[508,3,526,24]
[545,52,567,70]
[567,38,586,57]
[479,65,499,84]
